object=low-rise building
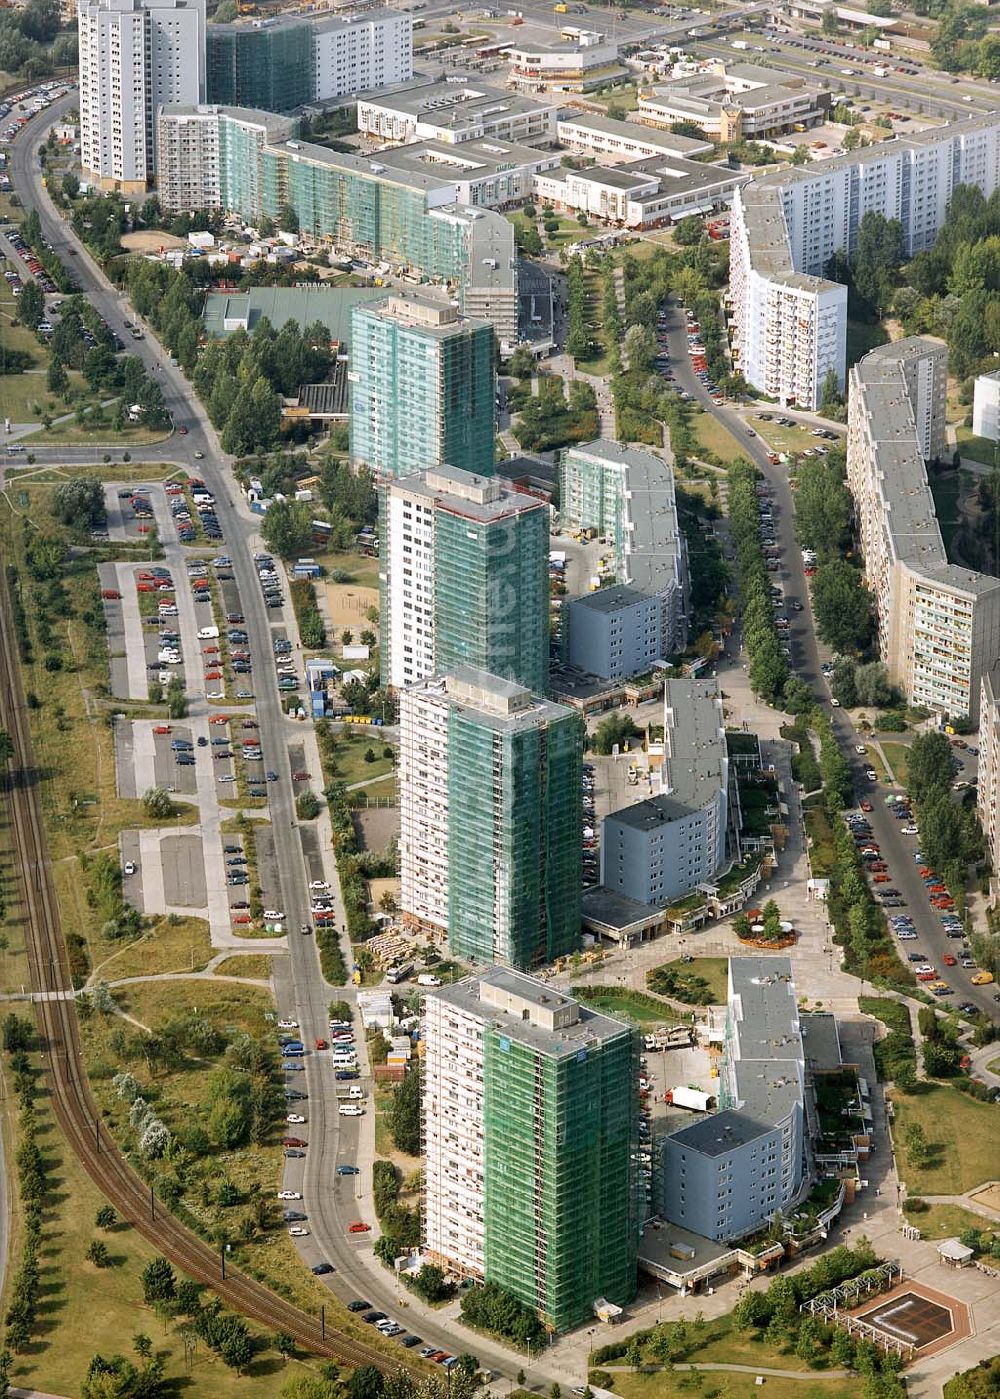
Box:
[534,155,747,228]
[357,77,558,146]
[661,958,808,1242]
[635,64,825,142]
[368,136,559,208]
[505,30,625,93]
[848,337,1000,722]
[201,284,385,343]
[978,661,1000,901]
[562,440,688,679]
[972,369,1000,443]
[556,110,713,161]
[601,678,730,906]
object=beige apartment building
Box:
[978,662,1000,901]
[848,337,1000,724]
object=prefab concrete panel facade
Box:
[482,1022,639,1333]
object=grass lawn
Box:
[8,459,187,483]
[891,1082,999,1194]
[570,985,678,1026]
[349,775,397,806]
[803,800,838,878]
[331,729,394,787]
[879,742,910,786]
[213,953,274,979]
[318,548,379,589]
[30,416,173,446]
[654,956,729,1004]
[612,1375,856,1399]
[0,800,29,994]
[846,318,888,368]
[88,914,213,982]
[589,81,642,113]
[751,414,835,460]
[955,424,1000,467]
[905,1202,997,1241]
[692,410,750,464]
[0,369,89,422]
[3,1051,319,1396]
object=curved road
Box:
[659,297,999,1024]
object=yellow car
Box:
[971,971,994,986]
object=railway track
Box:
[0,561,396,1371]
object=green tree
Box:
[142,788,175,819]
[592,713,640,754]
[906,730,954,802]
[795,453,851,554]
[95,1205,117,1230]
[140,1256,176,1305]
[46,353,69,396]
[17,280,44,331]
[51,477,105,530]
[852,211,905,317]
[348,1365,385,1399]
[132,1334,153,1360]
[812,559,874,654]
[0,731,14,769]
[387,1062,421,1156]
[261,499,314,558]
[85,1239,111,1268]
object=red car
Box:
[860,800,872,812]
[101,588,121,600]
[136,581,155,593]
[292,771,311,781]
[232,914,251,924]
[153,724,172,735]
[205,671,222,681]
[348,1222,371,1234]
[282,1136,306,1148]
[209,715,230,725]
[315,1038,328,1050]
[943,954,957,966]
[873,874,889,884]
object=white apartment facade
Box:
[421,988,487,1276]
[357,81,559,147]
[848,338,1000,722]
[972,370,1000,443]
[311,9,412,100]
[731,115,1000,408]
[398,678,451,932]
[977,663,1000,902]
[78,0,205,193]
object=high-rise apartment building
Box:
[399,669,582,968]
[422,967,639,1332]
[978,663,1000,902]
[206,9,412,114]
[157,105,296,214]
[350,294,495,481]
[78,0,206,193]
[848,337,1000,722]
[379,465,549,693]
[731,114,1000,407]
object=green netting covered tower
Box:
[479,974,639,1332]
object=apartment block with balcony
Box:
[422,968,639,1332]
[157,104,296,214]
[978,662,1000,903]
[78,0,205,193]
[848,337,1000,723]
[399,669,583,969]
[731,114,1000,408]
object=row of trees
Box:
[907,730,983,900]
[728,460,789,705]
[4,1015,45,1354]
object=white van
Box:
[198,625,219,639]
[338,1104,364,1116]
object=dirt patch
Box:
[322,581,378,631]
[367,876,399,911]
[969,1182,1000,1219]
[353,806,399,853]
[120,230,188,253]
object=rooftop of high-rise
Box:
[430,966,631,1055]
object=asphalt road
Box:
[659,299,998,1023]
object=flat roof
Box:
[391,463,545,523]
[161,103,296,140]
[667,1107,776,1157]
[432,966,630,1054]
[571,583,656,615]
[800,1011,843,1072]
[202,285,385,341]
[558,109,712,156]
[271,137,455,194]
[413,666,572,733]
[582,885,664,932]
[360,78,556,126]
[853,338,1000,599]
[356,291,491,339]
[211,6,404,35]
[380,136,552,180]
[662,676,727,813]
[728,957,804,1122]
